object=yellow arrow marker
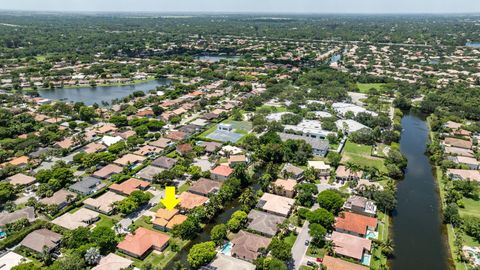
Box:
[160,186,180,210]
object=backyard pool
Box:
[220,242,233,256]
[361,253,372,266]
[366,230,378,239]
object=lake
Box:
[38,79,171,105]
[466,42,480,48]
[391,112,451,270]
[197,55,240,62]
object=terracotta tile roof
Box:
[92,253,133,270]
[211,165,234,177]
[1,156,29,167]
[322,255,369,270]
[334,212,377,235]
[444,137,472,149]
[134,145,162,156]
[110,178,150,195]
[83,142,106,154]
[178,192,209,209]
[176,143,193,155]
[165,131,187,141]
[149,138,172,148]
[117,227,170,258]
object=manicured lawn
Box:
[133,215,154,230]
[299,266,314,270]
[341,141,387,172]
[458,198,480,218]
[306,244,326,258]
[222,119,253,133]
[257,105,288,112]
[284,232,298,247]
[96,214,118,228]
[177,182,191,194]
[357,83,386,93]
[198,123,219,138]
[377,211,390,241]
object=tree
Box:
[210,224,227,245]
[79,106,97,122]
[309,223,327,244]
[63,227,91,249]
[227,210,248,232]
[0,182,14,203]
[268,238,292,262]
[84,247,101,265]
[91,226,117,254]
[173,217,201,240]
[327,152,342,167]
[51,253,86,270]
[306,208,334,229]
[187,241,216,269]
[239,187,257,211]
[373,190,397,213]
[444,203,461,226]
[317,190,344,214]
[11,263,41,270]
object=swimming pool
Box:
[0,231,6,238]
[366,230,378,239]
[361,254,372,266]
[220,242,233,256]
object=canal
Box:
[38,79,171,105]
[391,112,451,270]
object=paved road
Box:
[290,204,319,270]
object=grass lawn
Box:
[96,214,118,228]
[458,198,480,218]
[198,123,219,138]
[306,244,326,258]
[177,182,191,194]
[222,119,253,133]
[284,232,298,247]
[357,83,386,93]
[341,141,387,172]
[299,266,314,270]
[133,215,154,230]
[257,105,288,112]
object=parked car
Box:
[316,257,323,263]
[307,261,316,266]
[305,240,310,246]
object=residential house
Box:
[39,189,77,210]
[231,230,272,262]
[6,173,36,186]
[322,255,369,270]
[136,165,164,182]
[344,196,377,217]
[331,231,372,261]
[69,176,105,195]
[247,209,286,237]
[176,143,193,156]
[228,154,248,166]
[278,132,329,157]
[443,137,472,150]
[92,253,134,270]
[165,131,187,141]
[110,178,150,196]
[271,178,297,198]
[188,178,223,196]
[20,229,62,254]
[117,227,170,258]
[256,193,295,217]
[148,138,172,149]
[153,209,187,231]
[450,156,479,170]
[202,141,222,154]
[151,156,177,170]
[178,192,209,210]
[114,154,146,167]
[93,164,123,179]
[281,163,304,180]
[52,208,100,230]
[308,161,331,177]
[0,207,35,228]
[447,169,480,182]
[334,212,378,237]
[0,252,31,270]
[335,165,362,182]
[134,145,162,157]
[83,191,125,215]
[210,165,234,181]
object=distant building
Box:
[343,196,377,217]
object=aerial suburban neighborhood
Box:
[0,1,480,270]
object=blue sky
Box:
[2,0,479,14]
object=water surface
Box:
[391,113,450,270]
[38,79,171,105]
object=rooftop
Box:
[331,231,372,260]
[256,192,295,217]
[178,192,209,209]
[334,211,377,235]
[117,227,170,258]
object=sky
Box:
[2,0,479,14]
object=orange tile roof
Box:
[322,255,369,270]
[335,212,377,236]
[211,165,234,177]
[1,156,29,167]
[166,214,187,229]
[155,208,179,221]
[110,178,150,195]
[117,227,170,258]
[178,192,209,209]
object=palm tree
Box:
[324,240,335,256]
[84,247,101,265]
[381,238,395,257]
